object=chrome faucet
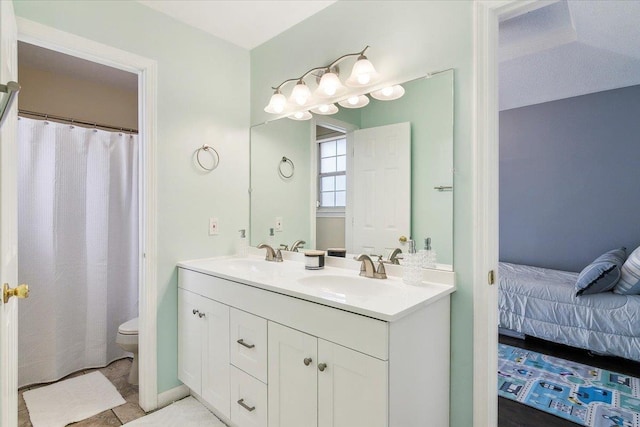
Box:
[389,248,403,265]
[290,240,306,252]
[355,254,387,279]
[257,243,283,262]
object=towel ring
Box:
[278,156,294,179]
[196,144,220,171]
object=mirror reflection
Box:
[250,70,454,270]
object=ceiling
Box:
[18,1,640,111]
[499,0,640,110]
[137,0,337,50]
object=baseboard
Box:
[157,384,190,409]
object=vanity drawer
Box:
[230,366,267,427]
[230,308,268,383]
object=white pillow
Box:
[613,246,640,295]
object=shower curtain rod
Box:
[19,109,138,134]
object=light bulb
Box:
[370,85,405,101]
[348,96,359,105]
[264,90,287,114]
[290,81,311,106]
[357,74,371,85]
[315,71,345,98]
[346,55,380,87]
[310,103,338,115]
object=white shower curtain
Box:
[17,117,139,387]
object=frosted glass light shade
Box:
[264,91,287,114]
[370,85,405,101]
[338,95,370,109]
[310,104,339,115]
[288,111,312,121]
[290,81,311,106]
[345,56,380,87]
[315,71,345,98]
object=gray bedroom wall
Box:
[499,84,640,272]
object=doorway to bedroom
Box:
[496,2,640,426]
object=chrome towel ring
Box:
[278,156,295,179]
[196,144,220,171]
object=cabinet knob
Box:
[237,398,255,412]
[303,357,312,366]
[198,312,206,318]
[318,363,327,372]
[192,309,199,316]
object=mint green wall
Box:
[14,0,250,394]
[250,2,473,426]
[250,119,313,249]
[361,72,454,265]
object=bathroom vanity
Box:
[177,254,455,427]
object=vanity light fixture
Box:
[370,85,405,101]
[264,45,401,120]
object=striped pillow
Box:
[613,246,640,295]
[575,248,627,296]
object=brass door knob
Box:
[398,236,408,243]
[3,283,29,304]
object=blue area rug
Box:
[499,344,640,426]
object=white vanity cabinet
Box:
[177,265,452,427]
[268,322,387,427]
[177,288,231,419]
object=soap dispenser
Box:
[420,237,437,269]
[403,239,422,285]
[267,227,275,247]
[236,229,248,257]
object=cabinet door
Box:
[178,288,202,394]
[201,297,231,418]
[318,340,388,427]
[268,322,318,427]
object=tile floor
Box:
[19,358,146,427]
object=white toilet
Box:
[116,317,139,385]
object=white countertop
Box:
[177,253,455,322]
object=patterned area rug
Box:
[499,344,640,427]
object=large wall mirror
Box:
[250,69,454,270]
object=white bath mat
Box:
[124,396,225,427]
[23,371,126,427]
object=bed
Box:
[498,262,640,361]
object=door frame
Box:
[16,18,159,411]
[472,1,558,426]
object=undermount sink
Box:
[297,274,397,298]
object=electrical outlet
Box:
[275,216,283,232]
[209,217,219,235]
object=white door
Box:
[348,122,411,256]
[201,297,230,419]
[177,289,203,394]
[268,322,318,427]
[317,339,388,427]
[0,1,20,426]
